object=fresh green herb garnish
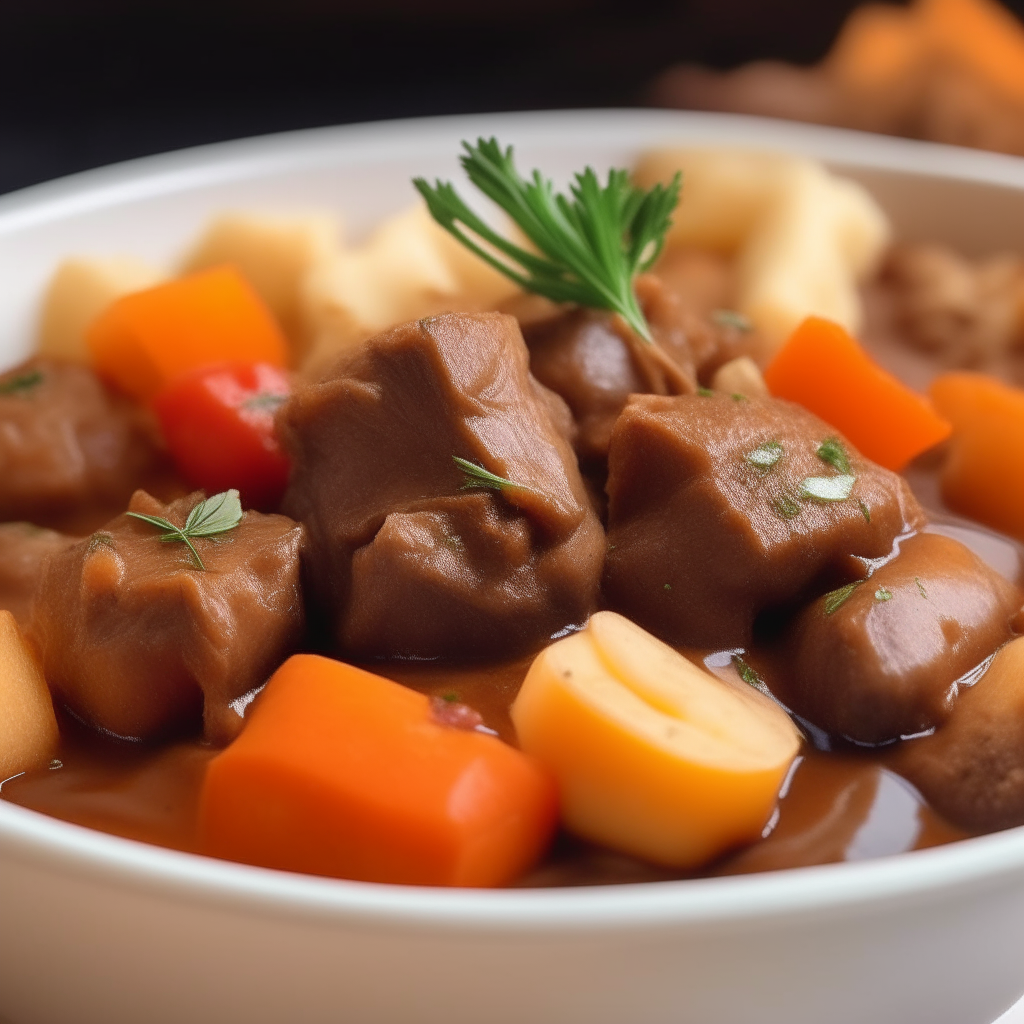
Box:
[0,369,44,397]
[126,489,243,571]
[915,576,928,599]
[859,499,872,523]
[243,392,288,414]
[86,532,115,554]
[732,393,747,402]
[697,386,715,397]
[746,440,783,470]
[712,309,752,332]
[772,493,803,520]
[875,587,893,602]
[663,583,672,591]
[732,654,771,696]
[414,138,680,342]
[799,474,856,503]
[453,456,527,494]
[824,581,861,615]
[441,692,459,703]
[816,437,851,475]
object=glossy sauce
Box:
[0,467,1015,885]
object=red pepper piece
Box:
[154,361,291,509]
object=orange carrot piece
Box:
[930,371,1024,540]
[87,265,288,401]
[199,654,557,887]
[763,316,951,471]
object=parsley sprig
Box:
[414,138,681,342]
[127,489,243,570]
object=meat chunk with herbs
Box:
[522,275,745,462]
[0,358,169,528]
[279,312,605,660]
[892,636,1024,833]
[0,522,73,628]
[29,490,305,744]
[603,393,925,648]
[781,532,1022,744]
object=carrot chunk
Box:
[930,371,1024,540]
[763,315,951,470]
[87,265,288,401]
[199,654,557,887]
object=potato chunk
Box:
[37,256,164,362]
[0,610,59,779]
[512,611,800,869]
[179,211,339,364]
[634,149,890,353]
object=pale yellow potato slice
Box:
[179,211,341,365]
[711,355,769,397]
[37,256,164,362]
[0,610,59,780]
[512,611,800,869]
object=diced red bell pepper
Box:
[154,361,291,509]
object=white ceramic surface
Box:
[2,110,1024,1024]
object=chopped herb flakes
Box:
[799,474,855,503]
[824,581,861,615]
[712,309,752,332]
[816,437,851,475]
[453,456,523,493]
[0,369,44,397]
[915,576,928,599]
[746,440,783,470]
[732,654,770,696]
[859,499,872,523]
[86,532,115,554]
[697,386,715,397]
[663,583,672,591]
[772,493,802,520]
[875,587,893,602]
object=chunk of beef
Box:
[29,490,305,744]
[279,312,605,660]
[892,636,1024,832]
[782,533,1022,744]
[604,393,924,648]
[0,522,72,629]
[0,358,168,528]
[522,275,744,462]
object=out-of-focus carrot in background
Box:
[652,0,1024,155]
[3,0,1024,198]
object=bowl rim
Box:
[3,107,1024,934]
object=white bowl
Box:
[2,110,1024,1024]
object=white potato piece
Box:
[711,355,769,397]
[0,609,59,780]
[37,256,164,362]
[300,202,520,377]
[636,148,892,355]
[179,211,341,365]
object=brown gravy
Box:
[0,469,1013,886]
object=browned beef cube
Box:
[892,636,1024,832]
[279,312,605,660]
[0,522,72,628]
[522,275,728,462]
[29,490,305,744]
[604,393,924,648]
[782,532,1022,744]
[0,358,168,527]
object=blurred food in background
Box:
[650,0,1024,156]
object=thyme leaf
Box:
[414,138,680,342]
[859,499,872,523]
[824,581,861,615]
[875,587,894,602]
[816,437,851,475]
[0,369,44,397]
[126,489,243,570]
[453,456,525,494]
[772,492,802,520]
[746,440,783,470]
[799,474,856,503]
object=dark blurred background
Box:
[4,0,1024,197]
